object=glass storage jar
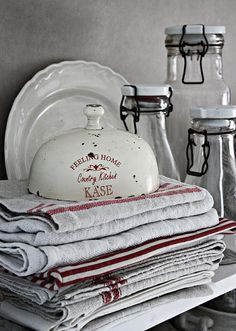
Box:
[165,24,230,180]
[120,84,180,180]
[185,106,236,220]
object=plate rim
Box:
[4,60,128,179]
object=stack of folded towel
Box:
[0,176,235,331]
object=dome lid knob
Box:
[84,104,104,130]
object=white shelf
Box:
[107,264,236,331]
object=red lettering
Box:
[71,154,121,170]
[106,185,113,196]
[100,186,106,196]
[92,186,100,198]
[84,187,92,198]
[98,172,117,181]
[78,174,96,184]
[84,185,114,199]
[70,154,100,170]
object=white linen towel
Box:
[0,271,216,331]
[26,221,230,290]
[0,176,214,235]
[0,284,211,331]
[0,237,224,331]
[0,237,225,306]
[81,285,212,331]
[0,201,216,247]
[0,215,233,277]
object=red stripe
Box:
[83,218,233,263]
[158,183,172,190]
[158,184,183,191]
[103,275,126,289]
[47,187,201,215]
[54,277,62,290]
[46,204,56,208]
[29,276,39,283]
[53,266,134,288]
[159,183,171,189]
[56,221,236,288]
[101,288,121,304]
[60,220,232,277]
[112,288,121,301]
[41,203,56,211]
[27,203,45,213]
[101,291,112,304]
[38,278,50,288]
[30,219,236,290]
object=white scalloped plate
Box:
[5,61,128,179]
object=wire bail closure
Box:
[120,85,173,134]
[186,127,236,176]
[179,24,209,84]
[186,128,210,176]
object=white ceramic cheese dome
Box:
[28,104,159,201]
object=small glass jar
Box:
[185,106,236,219]
[165,24,230,180]
[120,84,180,180]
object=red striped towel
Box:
[28,218,236,290]
[0,177,214,234]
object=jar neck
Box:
[166,47,224,83]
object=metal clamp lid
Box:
[165,25,226,35]
[186,127,236,177]
[179,24,209,84]
[165,24,225,85]
[121,84,172,97]
[191,106,236,119]
[186,128,210,177]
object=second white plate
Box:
[5,61,128,179]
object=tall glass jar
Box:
[165,24,230,180]
[185,106,236,220]
[120,84,180,180]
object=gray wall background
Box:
[1,0,236,179]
